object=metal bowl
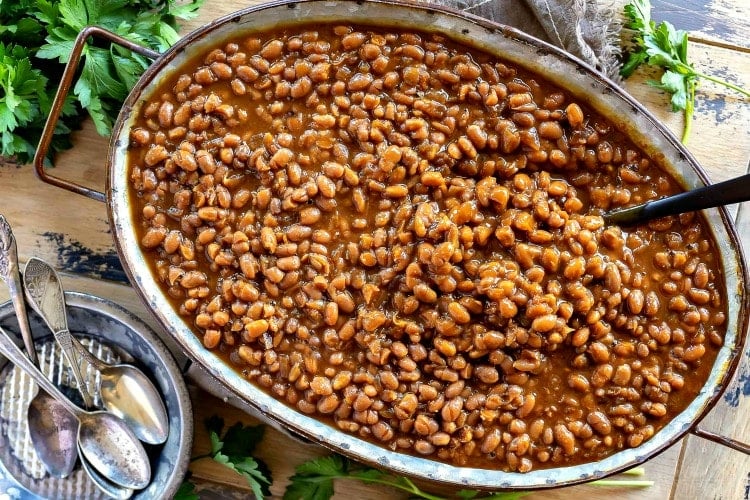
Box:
[0,291,192,499]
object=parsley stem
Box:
[683,80,695,143]
[622,467,646,476]
[693,70,750,98]
[342,475,445,500]
[590,479,655,487]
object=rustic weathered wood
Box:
[0,0,748,499]
[651,0,750,51]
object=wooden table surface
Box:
[1,0,749,498]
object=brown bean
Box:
[587,411,611,435]
[310,376,333,396]
[245,319,269,338]
[627,289,645,314]
[141,227,167,248]
[554,424,576,455]
[566,103,584,128]
[447,302,471,324]
[324,302,339,326]
[682,344,706,362]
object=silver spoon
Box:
[20,257,94,410]
[79,443,134,499]
[70,335,169,444]
[0,215,79,478]
[603,171,750,225]
[0,324,152,489]
[22,258,169,445]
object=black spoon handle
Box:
[604,172,750,225]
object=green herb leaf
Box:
[620,0,750,143]
[221,422,266,457]
[284,455,343,500]
[230,455,272,499]
[1,0,202,162]
[167,0,205,20]
[204,415,225,437]
[284,454,528,500]
[173,480,200,500]
[198,417,271,499]
[648,70,689,111]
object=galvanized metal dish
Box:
[33,0,750,490]
[0,292,192,499]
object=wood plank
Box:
[0,153,125,282]
[1,2,748,498]
[651,0,750,51]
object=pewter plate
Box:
[0,292,192,499]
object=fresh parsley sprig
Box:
[177,418,652,499]
[184,416,272,500]
[0,0,203,163]
[283,454,654,499]
[620,0,750,143]
[174,480,200,500]
[283,454,527,500]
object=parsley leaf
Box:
[284,454,528,500]
[193,416,272,499]
[620,0,750,143]
[0,43,50,158]
[173,480,200,500]
[283,455,343,500]
[0,0,204,163]
[221,421,266,457]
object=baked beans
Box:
[127,24,726,472]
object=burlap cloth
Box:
[427,0,627,79]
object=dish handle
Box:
[690,426,750,455]
[33,25,160,202]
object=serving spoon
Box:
[22,257,169,445]
[0,323,152,489]
[603,172,750,225]
[0,216,79,479]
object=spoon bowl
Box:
[77,411,151,489]
[79,442,134,499]
[26,390,79,479]
[73,335,168,445]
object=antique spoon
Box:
[22,257,169,445]
[603,172,750,225]
[20,257,94,410]
[79,442,134,499]
[0,324,152,489]
[0,215,79,478]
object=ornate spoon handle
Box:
[0,215,38,364]
[23,257,94,409]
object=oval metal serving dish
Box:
[41,0,750,490]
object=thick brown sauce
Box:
[127,24,726,472]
